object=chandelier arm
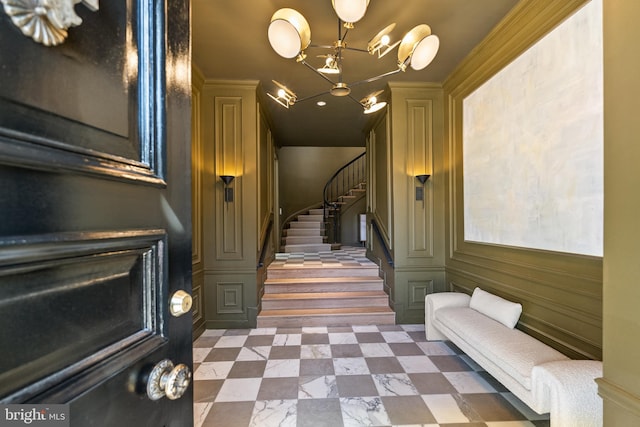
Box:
[296,91,332,103]
[348,68,403,87]
[347,94,365,106]
[342,46,369,54]
[301,60,338,85]
[309,44,336,49]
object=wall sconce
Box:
[220,175,235,202]
[415,174,430,203]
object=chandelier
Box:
[267,0,440,114]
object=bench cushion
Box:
[435,306,569,390]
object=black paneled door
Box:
[0,1,193,425]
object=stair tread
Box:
[259,306,394,316]
[266,276,380,282]
[262,291,387,300]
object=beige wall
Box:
[278,146,364,222]
[598,0,640,423]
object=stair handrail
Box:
[257,216,274,268]
[323,152,366,244]
[370,218,394,267]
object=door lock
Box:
[146,359,191,400]
[170,290,193,317]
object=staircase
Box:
[257,248,395,328]
[282,208,332,253]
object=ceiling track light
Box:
[267,1,439,114]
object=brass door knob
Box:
[170,290,193,317]
[146,359,191,401]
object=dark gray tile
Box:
[193,336,220,348]
[477,370,509,392]
[302,334,330,345]
[388,342,424,356]
[269,346,301,360]
[277,327,303,334]
[365,357,404,374]
[327,326,354,333]
[445,340,465,354]
[429,355,473,372]
[296,398,344,427]
[381,395,437,425]
[224,329,251,336]
[330,344,363,358]
[377,325,404,331]
[409,373,457,394]
[202,401,254,427]
[227,361,267,378]
[462,393,526,421]
[257,377,299,400]
[354,332,385,343]
[203,347,241,362]
[194,379,223,402]
[335,375,378,397]
[300,358,335,376]
[407,331,428,342]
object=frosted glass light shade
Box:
[268,8,311,58]
[332,0,369,24]
[398,24,439,70]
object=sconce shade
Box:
[220,175,235,185]
[398,24,440,70]
[268,8,311,58]
[416,174,430,184]
[332,0,369,24]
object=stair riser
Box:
[284,244,332,253]
[284,229,321,236]
[308,209,324,216]
[267,268,379,279]
[284,236,324,244]
[297,215,324,222]
[262,296,389,310]
[257,313,395,328]
[289,222,322,229]
[264,282,383,293]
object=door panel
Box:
[0,0,192,425]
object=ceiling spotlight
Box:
[317,101,327,107]
[397,24,440,71]
[361,91,386,114]
[332,0,369,27]
[368,23,401,58]
[268,8,311,59]
[267,80,297,108]
[317,55,341,74]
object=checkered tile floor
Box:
[269,246,373,267]
[193,324,550,427]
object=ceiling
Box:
[192,0,519,147]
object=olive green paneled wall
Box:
[191,67,205,338]
[442,0,602,360]
[367,84,447,324]
[197,79,276,329]
[598,1,640,423]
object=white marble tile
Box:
[298,375,338,399]
[193,402,213,427]
[340,397,391,427]
[264,359,300,378]
[421,394,470,424]
[215,378,262,402]
[381,331,414,343]
[328,332,358,344]
[249,328,277,336]
[352,325,380,333]
[273,334,302,346]
[214,335,248,348]
[372,373,419,396]
[300,344,332,359]
[443,371,497,394]
[302,326,328,334]
[192,348,212,364]
[359,343,394,357]
[237,346,271,361]
[194,361,234,380]
[333,357,370,375]
[396,355,439,373]
[401,324,426,332]
[416,341,456,355]
[249,399,297,427]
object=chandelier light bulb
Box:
[332,0,369,24]
[381,34,390,46]
[278,88,286,98]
